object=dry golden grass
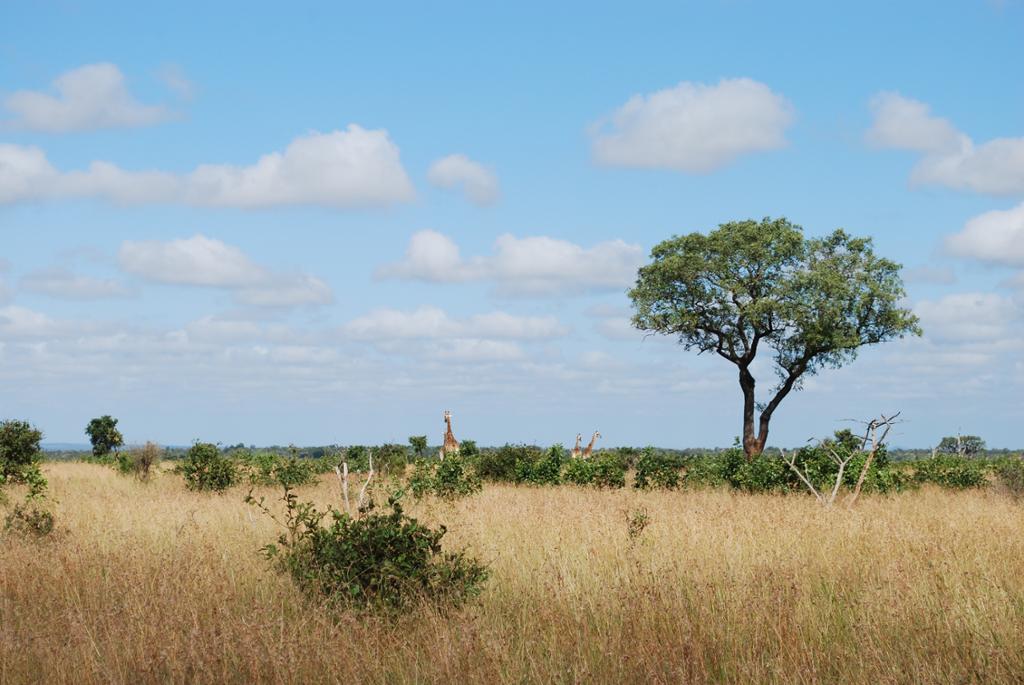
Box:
[2,462,1024,684]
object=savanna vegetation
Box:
[3,218,1021,683]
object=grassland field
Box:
[2,462,1024,684]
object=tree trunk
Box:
[739,365,761,460]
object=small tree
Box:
[630,218,920,459]
[85,415,124,458]
[408,435,428,459]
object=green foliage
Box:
[629,218,921,456]
[85,415,124,458]
[474,444,541,482]
[247,486,488,613]
[4,502,55,537]
[936,435,987,457]
[408,453,481,500]
[994,457,1024,500]
[728,454,792,493]
[913,455,988,489]
[787,430,909,495]
[179,442,238,492]
[373,443,410,475]
[590,452,626,489]
[563,457,596,486]
[240,450,316,488]
[458,439,479,458]
[0,419,47,500]
[408,435,428,459]
[633,448,682,489]
[514,445,565,486]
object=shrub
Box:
[372,443,410,475]
[786,430,910,495]
[590,452,626,489]
[563,457,596,486]
[4,502,55,537]
[913,455,987,489]
[514,445,565,486]
[247,487,488,613]
[994,457,1024,500]
[179,442,238,492]
[241,451,316,488]
[0,419,47,500]
[633,448,681,489]
[728,454,791,493]
[458,439,479,458]
[116,442,162,481]
[408,453,481,500]
[475,444,541,482]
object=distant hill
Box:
[42,443,92,452]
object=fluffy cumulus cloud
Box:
[589,78,794,172]
[377,230,644,296]
[3,63,173,132]
[118,235,333,307]
[945,202,1024,268]
[426,154,500,205]
[914,292,1020,342]
[20,267,133,300]
[867,92,1024,195]
[0,126,414,208]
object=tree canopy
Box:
[629,217,921,458]
[85,415,124,458]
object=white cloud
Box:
[427,154,500,205]
[589,78,794,172]
[20,267,133,300]
[377,230,644,296]
[945,202,1024,268]
[915,292,1019,342]
[0,125,415,208]
[341,306,568,341]
[119,235,266,286]
[118,235,333,307]
[3,63,172,132]
[867,92,1024,195]
[0,305,70,338]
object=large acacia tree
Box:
[629,218,920,459]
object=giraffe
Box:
[439,410,460,460]
[581,430,600,459]
[570,433,583,459]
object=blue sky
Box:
[1,1,1023,448]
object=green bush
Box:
[633,448,682,489]
[408,453,481,500]
[475,444,541,482]
[913,455,988,489]
[563,457,596,486]
[372,443,410,475]
[994,457,1024,500]
[247,488,488,613]
[590,452,626,489]
[179,442,238,492]
[786,430,910,495]
[0,419,47,500]
[728,454,791,493]
[514,445,565,486]
[240,451,315,488]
